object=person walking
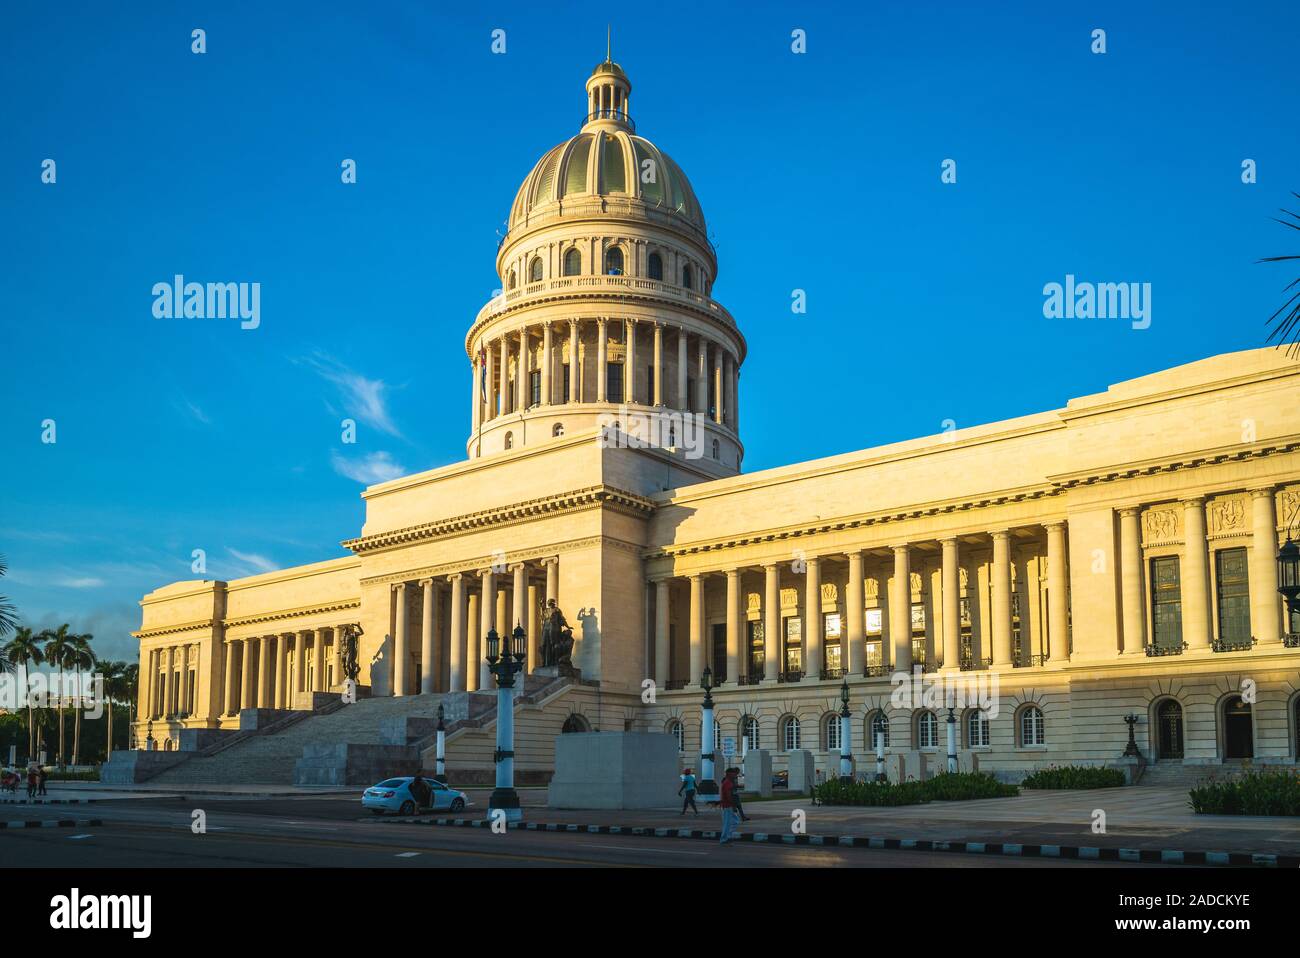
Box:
[26,763,38,801]
[718,767,741,844]
[37,764,48,797]
[678,767,699,815]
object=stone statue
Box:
[339,624,363,683]
[540,598,575,670]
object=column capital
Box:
[725,568,740,581]
[1249,485,1276,499]
[447,572,464,583]
[392,581,407,593]
[1116,507,1140,519]
[889,542,911,553]
[542,556,560,568]
[418,577,433,587]
[938,535,959,546]
[1179,494,1207,506]
[989,529,1011,541]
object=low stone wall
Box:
[100,749,190,784]
[293,742,418,786]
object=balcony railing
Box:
[1013,655,1049,668]
[819,668,846,681]
[1145,641,1189,657]
[959,655,992,672]
[777,670,804,684]
[735,673,762,686]
[1212,636,1257,653]
[862,665,889,678]
[1284,633,1300,648]
[473,274,736,331]
[583,109,635,132]
[664,678,688,691]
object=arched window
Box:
[741,716,759,752]
[966,709,990,747]
[825,714,841,752]
[605,246,624,275]
[562,713,590,734]
[916,711,939,749]
[506,269,516,290]
[503,432,513,451]
[1019,706,1045,747]
[782,716,801,751]
[868,711,890,749]
[667,719,684,753]
[1156,698,1184,759]
[563,248,581,276]
[648,251,663,281]
[552,423,564,437]
[682,264,693,289]
[711,438,720,459]
[1221,695,1253,759]
[529,257,544,282]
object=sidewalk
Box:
[23,782,358,800]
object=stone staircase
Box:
[148,694,457,786]
[1137,760,1248,788]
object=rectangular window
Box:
[1215,547,1251,644]
[910,602,926,667]
[708,376,717,420]
[865,640,883,670]
[529,369,541,407]
[646,365,655,402]
[687,377,697,413]
[562,365,571,402]
[747,620,764,678]
[783,616,802,674]
[710,623,727,683]
[823,612,842,673]
[1150,556,1183,650]
[606,362,624,402]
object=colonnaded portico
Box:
[128,55,1300,786]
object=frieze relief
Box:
[1207,495,1248,537]
[1142,506,1181,544]
[1280,487,1300,530]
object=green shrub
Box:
[920,771,1019,800]
[1021,765,1127,790]
[1189,768,1300,816]
[812,772,1016,806]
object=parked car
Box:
[772,770,789,789]
[361,777,469,816]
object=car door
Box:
[429,781,449,809]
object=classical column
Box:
[479,569,496,690]
[331,631,342,692]
[689,574,704,685]
[511,563,527,634]
[596,318,608,402]
[940,539,960,671]
[517,327,528,410]
[991,531,1013,666]
[713,346,724,424]
[466,589,481,692]
[763,563,780,682]
[677,327,688,410]
[804,556,821,678]
[471,347,483,432]
[527,580,540,674]
[1182,497,1211,650]
[257,634,271,708]
[313,628,327,693]
[625,319,637,403]
[654,578,671,687]
[847,550,866,676]
[420,580,437,694]
[890,545,912,672]
[725,569,741,681]
[392,582,409,696]
[1250,487,1282,645]
[653,323,664,406]
[567,320,579,403]
[276,633,290,708]
[294,630,307,697]
[449,574,466,691]
[498,335,510,415]
[697,339,708,414]
[541,322,553,405]
[137,649,153,724]
[240,638,254,713]
[165,645,176,716]
[485,340,497,420]
[1047,522,1072,661]
[731,362,739,431]
[544,557,558,605]
[223,641,237,716]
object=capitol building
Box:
[125,57,1300,787]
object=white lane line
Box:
[586,843,707,856]
[69,834,93,840]
[395,851,420,858]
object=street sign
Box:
[722,736,736,758]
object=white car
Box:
[362,777,469,816]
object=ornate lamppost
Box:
[838,679,853,781]
[486,624,526,822]
[945,700,959,774]
[434,703,447,782]
[1277,537,1300,646]
[697,666,719,801]
[1123,713,1142,757]
[874,721,886,782]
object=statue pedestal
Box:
[533,664,580,680]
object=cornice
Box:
[1046,438,1300,489]
[133,618,217,641]
[223,598,361,630]
[359,534,643,587]
[342,484,656,555]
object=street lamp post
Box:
[697,667,719,802]
[486,624,526,823]
[1277,537,1299,642]
[838,679,853,781]
[946,705,958,774]
[434,703,446,782]
[1123,713,1142,757]
[874,727,886,782]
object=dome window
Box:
[605,247,624,276]
[682,264,693,289]
[506,269,516,290]
[648,252,663,281]
[563,248,581,276]
[504,432,514,451]
[552,423,565,437]
[529,257,544,283]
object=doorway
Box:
[1222,696,1254,759]
[1156,699,1184,759]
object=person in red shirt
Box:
[718,767,741,844]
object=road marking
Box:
[587,843,706,855]
[69,834,93,840]
[395,851,420,858]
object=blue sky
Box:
[2,1,1298,664]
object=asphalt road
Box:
[4,795,1136,868]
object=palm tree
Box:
[41,625,74,767]
[0,556,17,643]
[99,661,130,758]
[1262,192,1300,358]
[69,634,95,766]
[3,627,44,761]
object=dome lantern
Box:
[584,33,632,133]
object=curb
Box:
[0,798,96,805]
[374,816,1297,867]
[0,819,104,829]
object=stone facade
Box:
[130,58,1300,784]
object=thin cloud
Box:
[176,398,212,425]
[226,548,278,575]
[55,576,105,589]
[331,450,406,484]
[299,352,402,438]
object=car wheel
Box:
[399,800,415,816]
[450,797,465,812]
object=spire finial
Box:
[606,24,611,62]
